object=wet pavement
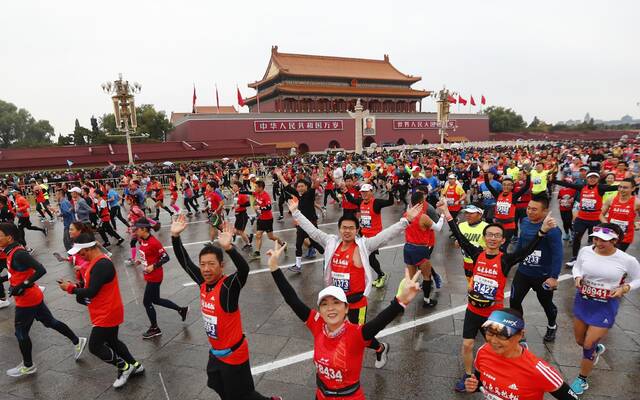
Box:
[0,187,639,400]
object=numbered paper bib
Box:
[581,198,596,210]
[331,272,351,292]
[495,201,511,215]
[202,313,219,339]
[473,276,499,300]
[398,179,405,185]
[482,191,492,199]
[580,279,612,301]
[446,198,455,205]
[360,215,372,228]
[610,218,629,233]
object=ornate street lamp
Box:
[101,74,141,165]
[433,87,456,145]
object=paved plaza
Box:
[1,187,639,400]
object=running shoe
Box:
[113,363,134,388]
[6,363,37,377]
[565,258,576,268]
[433,271,443,289]
[74,337,87,361]
[562,233,570,241]
[277,215,284,221]
[132,361,145,375]
[454,374,471,392]
[593,343,606,366]
[142,327,162,340]
[252,251,261,260]
[103,242,112,248]
[49,218,56,223]
[27,248,34,254]
[422,298,438,308]
[0,298,10,309]
[248,233,254,244]
[569,377,588,395]
[287,265,302,273]
[116,238,125,246]
[242,244,252,251]
[186,212,193,217]
[179,306,189,322]
[375,274,388,288]
[124,259,134,266]
[53,252,67,262]
[250,216,256,225]
[40,217,46,223]
[374,342,389,368]
[543,326,557,342]
[43,227,48,237]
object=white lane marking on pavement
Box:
[181,243,405,287]
[250,274,573,375]
[121,264,140,305]
[159,372,171,400]
[164,222,335,249]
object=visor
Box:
[360,184,373,192]
[67,241,97,255]
[481,310,525,338]
[586,172,600,178]
[462,205,483,214]
[589,226,619,241]
[317,286,348,306]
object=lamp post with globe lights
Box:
[101,74,141,166]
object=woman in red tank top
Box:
[267,242,422,400]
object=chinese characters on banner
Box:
[254,120,343,133]
[392,120,457,130]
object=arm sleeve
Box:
[344,191,362,206]
[512,175,531,201]
[283,185,298,197]
[73,259,115,299]
[503,232,545,275]
[448,220,481,261]
[552,180,583,190]
[598,184,620,196]
[361,298,404,340]
[292,209,332,246]
[271,269,311,322]
[14,251,46,284]
[154,250,170,268]
[550,383,580,400]
[373,192,395,213]
[484,173,500,198]
[171,236,204,285]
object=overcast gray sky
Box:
[1,0,638,136]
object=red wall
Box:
[169,113,490,151]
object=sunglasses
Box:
[481,327,514,341]
[593,226,618,237]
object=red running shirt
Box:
[306,310,368,400]
[474,343,563,400]
[84,255,124,327]
[137,235,166,283]
[558,188,576,212]
[6,246,43,308]
[404,206,435,246]
[469,252,507,317]
[607,194,636,244]
[254,191,273,220]
[200,277,249,365]
[359,200,382,237]
[330,242,366,309]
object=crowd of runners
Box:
[0,140,639,399]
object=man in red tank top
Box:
[600,178,640,252]
[170,215,282,400]
[0,223,86,378]
[58,232,142,389]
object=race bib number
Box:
[446,198,455,206]
[482,190,492,199]
[523,250,542,266]
[533,177,542,184]
[560,196,573,208]
[331,272,350,292]
[581,198,596,211]
[202,313,218,339]
[495,201,510,215]
[581,280,611,301]
[360,214,372,228]
[472,276,499,300]
[315,362,344,383]
[610,218,629,233]
[398,179,405,185]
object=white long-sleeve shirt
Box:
[572,246,640,291]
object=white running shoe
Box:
[0,299,10,309]
[374,342,390,369]
[113,363,134,388]
[7,363,37,377]
[74,337,87,361]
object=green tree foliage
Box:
[99,104,172,141]
[483,106,527,132]
[0,100,55,147]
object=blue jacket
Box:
[479,180,502,206]
[59,199,75,228]
[516,217,562,278]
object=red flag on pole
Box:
[215,85,220,113]
[458,95,467,106]
[192,85,197,113]
[447,95,457,104]
[470,96,476,106]
[481,95,486,105]
[237,87,245,107]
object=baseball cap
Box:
[462,205,483,214]
[67,232,97,255]
[360,184,373,192]
[411,166,421,172]
[447,174,457,179]
[249,174,256,179]
[317,286,348,306]
[134,218,154,229]
[589,226,619,241]
[68,187,82,194]
[586,172,600,178]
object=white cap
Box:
[589,227,619,241]
[67,240,97,255]
[463,205,484,214]
[448,174,457,179]
[249,174,256,179]
[317,286,348,306]
[586,172,600,178]
[411,166,420,172]
[68,187,82,194]
[360,183,373,192]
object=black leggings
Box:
[369,250,384,278]
[109,206,129,229]
[207,354,270,400]
[36,202,53,219]
[295,224,324,257]
[571,218,599,258]
[323,189,339,206]
[89,325,136,369]
[18,217,45,244]
[509,270,557,327]
[15,302,79,367]
[560,210,573,235]
[183,197,199,213]
[143,282,181,327]
[98,221,122,243]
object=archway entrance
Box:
[363,136,376,148]
[421,139,429,145]
[328,140,341,149]
[397,138,407,145]
[298,143,310,153]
